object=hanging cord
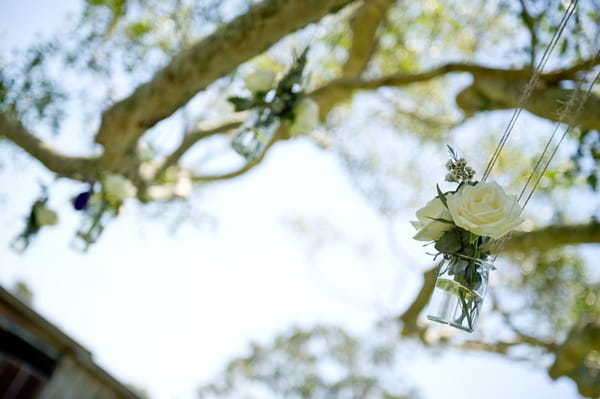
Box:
[481,0,579,182]
[488,51,600,260]
[520,67,600,210]
[516,63,597,204]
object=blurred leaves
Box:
[500,248,600,339]
[197,324,417,399]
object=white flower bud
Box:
[103,174,137,203]
[33,202,58,226]
[243,67,276,94]
[289,98,320,137]
[445,160,455,171]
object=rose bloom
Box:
[289,98,320,137]
[103,173,137,203]
[411,197,454,241]
[33,202,58,226]
[243,67,276,94]
[447,181,523,239]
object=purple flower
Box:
[73,191,91,210]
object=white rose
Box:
[447,181,523,239]
[411,197,454,241]
[243,68,276,94]
[289,98,320,137]
[103,173,137,203]
[33,202,58,226]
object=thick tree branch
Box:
[0,112,99,179]
[503,222,600,253]
[317,0,395,117]
[549,319,600,398]
[456,77,600,130]
[94,0,355,170]
[312,59,600,127]
[398,265,438,337]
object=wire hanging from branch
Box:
[481,0,579,182]
[489,49,600,260]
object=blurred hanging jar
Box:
[231,108,279,161]
[427,254,495,333]
[71,174,137,252]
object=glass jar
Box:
[427,254,495,333]
[231,109,279,161]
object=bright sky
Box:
[0,2,584,399]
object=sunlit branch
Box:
[503,222,600,253]
[398,266,438,337]
[191,132,280,182]
[93,0,355,170]
[155,114,246,180]
[316,0,395,118]
[312,59,600,122]
[0,112,99,179]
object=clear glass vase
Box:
[231,109,279,161]
[427,254,495,333]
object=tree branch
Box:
[312,59,600,127]
[154,114,246,180]
[503,222,600,253]
[549,319,600,398]
[456,76,600,130]
[316,0,395,117]
[94,0,355,169]
[190,125,284,182]
[0,112,99,179]
[398,265,438,337]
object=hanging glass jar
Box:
[231,108,279,161]
[71,203,112,252]
[427,254,495,333]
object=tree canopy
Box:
[1,0,599,397]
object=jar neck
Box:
[451,253,496,272]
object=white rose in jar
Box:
[243,67,276,94]
[447,181,523,239]
[411,197,454,241]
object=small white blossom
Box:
[33,202,58,226]
[103,174,137,203]
[243,67,276,94]
[445,160,454,171]
[289,98,320,137]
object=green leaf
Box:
[469,232,479,244]
[427,217,454,225]
[227,96,257,112]
[446,145,458,160]
[436,184,448,208]
[434,230,462,254]
[588,174,598,191]
[277,47,309,94]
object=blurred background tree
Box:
[1,0,599,397]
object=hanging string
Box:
[520,66,600,210]
[481,0,579,182]
[516,65,596,203]
[488,50,600,260]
